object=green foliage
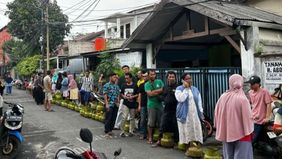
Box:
[2,40,35,67]
[16,55,41,76]
[94,53,120,81]
[5,0,71,55]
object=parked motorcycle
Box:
[0,101,24,159]
[55,128,121,159]
[254,101,282,159]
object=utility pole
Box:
[46,1,50,70]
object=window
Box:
[126,23,130,38]
[120,26,124,38]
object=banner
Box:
[264,61,282,84]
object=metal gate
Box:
[155,67,241,121]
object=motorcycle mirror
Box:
[80,128,93,144]
[114,148,122,157]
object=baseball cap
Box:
[245,75,261,85]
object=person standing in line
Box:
[55,72,63,92]
[114,65,130,129]
[34,72,45,105]
[214,74,254,159]
[43,70,54,112]
[68,74,79,104]
[5,74,13,95]
[245,75,272,144]
[152,71,179,147]
[103,73,120,138]
[145,69,164,144]
[0,80,5,96]
[138,70,148,140]
[61,72,69,100]
[175,73,204,157]
[120,73,138,137]
[80,71,93,105]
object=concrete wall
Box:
[241,26,282,93]
[68,41,95,56]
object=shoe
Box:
[128,132,134,137]
[151,141,161,148]
[103,133,112,139]
[108,132,114,136]
[120,132,126,137]
[113,127,120,130]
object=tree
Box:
[16,55,41,76]
[2,40,33,67]
[5,0,71,55]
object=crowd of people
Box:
[16,66,282,158]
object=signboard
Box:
[264,61,282,84]
[115,52,142,67]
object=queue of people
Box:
[25,67,282,158]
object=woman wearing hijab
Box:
[214,74,254,159]
[68,74,79,104]
[61,72,69,99]
[175,73,204,157]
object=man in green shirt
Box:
[145,69,164,144]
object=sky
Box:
[0,0,159,35]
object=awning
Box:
[80,48,131,58]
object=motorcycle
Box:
[254,101,282,159]
[0,101,24,159]
[55,128,121,159]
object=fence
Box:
[155,67,241,121]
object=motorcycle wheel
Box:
[1,136,20,159]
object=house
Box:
[121,0,282,119]
[80,4,156,69]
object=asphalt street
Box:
[2,88,268,159]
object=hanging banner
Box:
[264,61,282,84]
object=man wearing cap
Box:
[246,75,272,143]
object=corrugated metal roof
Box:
[122,0,282,49]
[180,0,282,24]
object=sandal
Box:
[147,140,153,144]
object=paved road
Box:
[2,88,268,159]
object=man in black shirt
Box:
[120,73,138,137]
[152,71,179,147]
[138,70,148,140]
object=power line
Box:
[62,0,89,13]
[81,0,101,20]
[70,0,99,22]
[64,0,93,15]
[66,0,215,24]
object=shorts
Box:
[45,92,53,101]
[147,107,163,128]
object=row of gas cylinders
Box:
[52,93,106,122]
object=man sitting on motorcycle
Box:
[273,107,282,135]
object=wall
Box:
[68,41,95,56]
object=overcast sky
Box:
[0,0,159,34]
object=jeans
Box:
[140,106,148,137]
[6,85,12,94]
[104,106,118,134]
[252,123,263,143]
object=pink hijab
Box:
[68,75,77,89]
[214,74,253,142]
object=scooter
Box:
[254,101,282,159]
[55,128,121,159]
[0,101,24,159]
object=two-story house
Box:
[80,4,155,70]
